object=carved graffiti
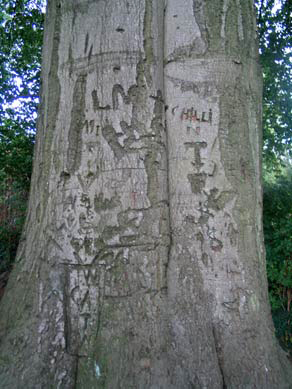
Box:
[112,84,130,110]
[184,141,207,171]
[181,107,212,124]
[91,89,111,111]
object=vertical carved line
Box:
[220,0,229,44]
[236,0,244,41]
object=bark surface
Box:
[0,0,291,388]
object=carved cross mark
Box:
[184,141,207,171]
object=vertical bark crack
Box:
[162,0,173,289]
[212,325,227,389]
[73,355,79,388]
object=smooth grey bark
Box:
[0,0,291,388]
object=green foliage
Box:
[0,0,44,274]
[0,0,44,128]
[256,0,292,169]
[0,119,34,188]
[0,177,28,272]
[256,0,292,353]
[263,166,292,354]
[0,121,34,273]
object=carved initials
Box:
[181,107,212,124]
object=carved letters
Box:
[181,107,212,124]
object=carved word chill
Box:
[181,108,212,124]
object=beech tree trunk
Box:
[0,1,291,388]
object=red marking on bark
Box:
[211,245,222,252]
[181,107,213,124]
[131,191,138,207]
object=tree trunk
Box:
[0,0,291,388]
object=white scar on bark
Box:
[221,0,244,43]
[236,0,244,41]
[221,0,229,42]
